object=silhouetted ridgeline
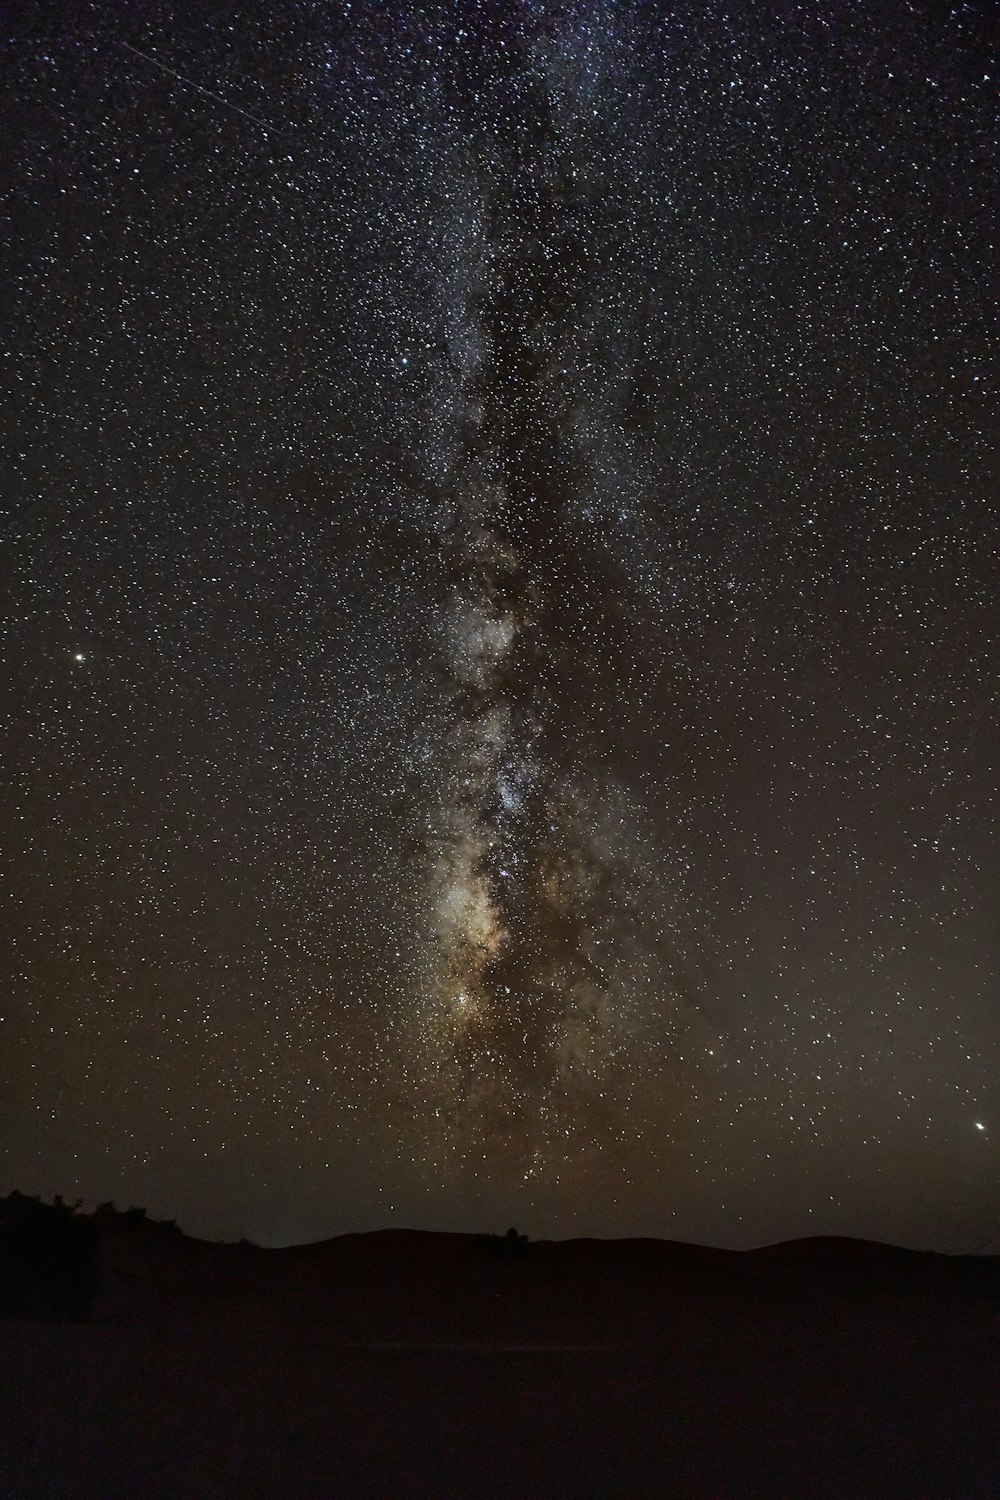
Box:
[3,1192,999,1331]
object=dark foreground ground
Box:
[2,1220,999,1498]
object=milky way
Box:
[3,1,997,1249]
[410,7,664,1166]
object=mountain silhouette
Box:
[2,1204,999,1497]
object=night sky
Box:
[3,0,997,1252]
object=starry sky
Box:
[2,0,997,1251]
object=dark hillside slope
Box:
[2,1216,998,1498]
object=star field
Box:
[2,0,997,1249]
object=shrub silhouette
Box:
[474,1226,530,1260]
[0,1192,100,1320]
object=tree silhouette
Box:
[0,1192,100,1320]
